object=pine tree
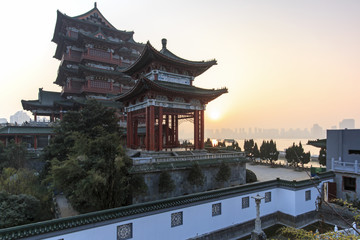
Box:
[253,143,260,160]
[318,148,326,166]
[215,161,231,183]
[285,142,310,167]
[187,162,205,186]
[159,171,175,194]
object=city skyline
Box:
[1,1,360,131]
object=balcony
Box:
[81,80,122,95]
[62,51,82,63]
[331,157,360,174]
[82,48,121,65]
[61,85,82,95]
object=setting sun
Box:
[208,109,221,121]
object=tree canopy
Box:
[259,140,279,163]
[187,162,205,186]
[0,191,42,228]
[215,161,231,183]
[318,148,326,166]
[46,100,139,213]
[244,139,255,158]
[285,142,310,167]
[159,171,175,194]
[0,140,27,170]
[0,140,53,228]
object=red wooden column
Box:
[165,115,169,147]
[200,110,205,149]
[148,106,155,151]
[145,107,149,150]
[34,135,37,150]
[127,111,132,148]
[134,119,138,148]
[171,115,175,146]
[158,107,163,151]
[34,113,37,122]
[60,107,63,120]
[175,115,179,146]
[194,110,199,149]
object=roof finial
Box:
[94,2,97,8]
[161,38,167,49]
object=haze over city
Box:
[1,0,360,132]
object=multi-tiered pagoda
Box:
[22,3,143,121]
[20,3,228,153]
[14,3,246,203]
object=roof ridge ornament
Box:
[161,38,167,49]
[94,2,97,8]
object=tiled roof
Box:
[122,41,217,77]
[115,78,227,103]
[307,139,326,149]
[0,126,54,135]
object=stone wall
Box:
[133,161,246,203]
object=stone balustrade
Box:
[132,152,245,165]
[331,157,360,174]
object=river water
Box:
[234,138,322,167]
[234,139,320,156]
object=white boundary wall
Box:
[42,181,330,240]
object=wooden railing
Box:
[81,80,122,94]
[62,51,82,62]
[82,48,121,65]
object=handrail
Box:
[331,158,360,173]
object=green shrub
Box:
[159,171,175,194]
[246,169,257,183]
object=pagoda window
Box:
[174,97,185,103]
[95,33,105,39]
[87,48,111,59]
[89,80,111,89]
[190,99,201,106]
[156,95,168,101]
[69,31,78,38]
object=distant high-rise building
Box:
[339,119,355,129]
[311,124,324,139]
[0,118,7,124]
[10,111,31,124]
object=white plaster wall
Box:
[275,188,296,216]
[294,188,317,216]
[42,186,327,240]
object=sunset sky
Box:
[1,0,359,131]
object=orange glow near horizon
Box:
[1,1,360,131]
[211,139,218,147]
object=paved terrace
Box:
[128,149,311,181]
[247,163,311,182]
